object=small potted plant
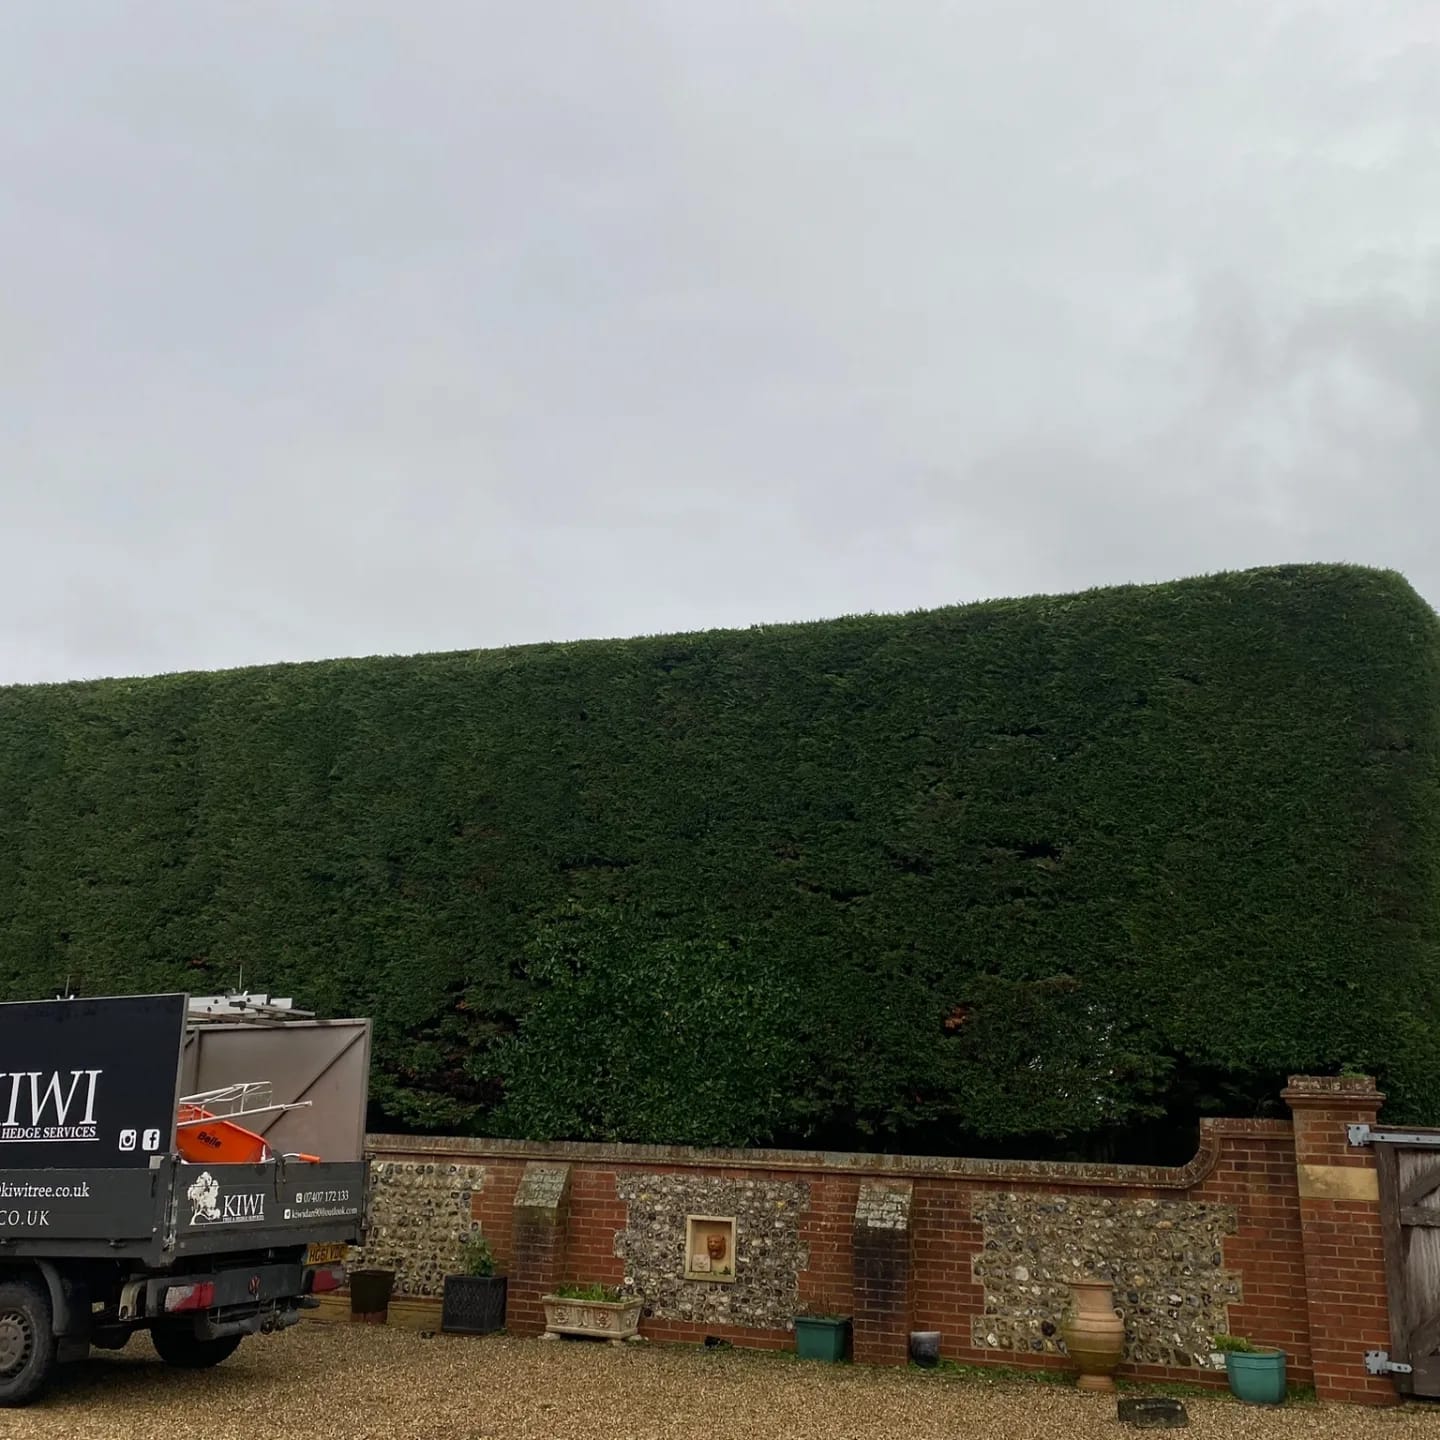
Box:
[541,1283,644,1343]
[793,1303,852,1363]
[1213,1332,1287,1404]
[441,1233,508,1336]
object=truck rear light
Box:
[164,1281,215,1313]
[308,1265,344,1294]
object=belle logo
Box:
[0,1070,102,1142]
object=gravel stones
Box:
[17,1326,1434,1440]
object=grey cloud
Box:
[1,1,1437,683]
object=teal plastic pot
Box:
[794,1316,850,1362]
[1225,1349,1286,1404]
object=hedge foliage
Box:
[1,564,1437,1154]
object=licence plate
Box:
[305,1242,350,1266]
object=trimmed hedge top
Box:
[1,563,1437,1152]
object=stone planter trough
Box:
[541,1293,643,1344]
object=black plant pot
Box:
[909,1330,941,1367]
[350,1269,395,1322]
[441,1274,508,1335]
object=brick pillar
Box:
[853,1181,914,1364]
[508,1162,572,1337]
[1282,1076,1396,1406]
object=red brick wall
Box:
[796,1175,859,1319]
[1283,1078,1394,1406]
[1192,1122,1313,1381]
[853,1184,915,1365]
[368,1077,1399,1405]
[566,1166,626,1286]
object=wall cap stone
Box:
[1282,1075,1384,1110]
[365,1115,1294,1192]
[513,1162,571,1221]
[855,1181,913,1231]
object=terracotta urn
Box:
[706,1233,727,1262]
[1059,1279,1125,1391]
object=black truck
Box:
[0,991,371,1405]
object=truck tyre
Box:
[0,1279,57,1407]
[150,1325,243,1369]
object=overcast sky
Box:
[2,1,1437,685]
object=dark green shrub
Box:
[552,1284,628,1303]
[458,1234,496,1277]
[0,563,1436,1154]
[1212,1334,1258,1354]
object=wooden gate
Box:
[1374,1131,1440,1395]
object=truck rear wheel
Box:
[0,1280,57,1407]
[151,1325,243,1369]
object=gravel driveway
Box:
[13,1326,1440,1440]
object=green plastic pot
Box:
[1225,1349,1286,1405]
[794,1315,850,1362]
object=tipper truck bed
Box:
[0,991,371,1404]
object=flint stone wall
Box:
[971,1194,1240,1368]
[614,1172,809,1328]
[352,1159,487,1297]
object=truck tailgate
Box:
[170,1159,366,1254]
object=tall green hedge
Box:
[1,564,1437,1154]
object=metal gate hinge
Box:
[1348,1124,1440,1147]
[1365,1351,1412,1376]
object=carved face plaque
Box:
[684,1216,737,1283]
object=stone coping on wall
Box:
[1281,1074,1384,1109]
[363,1117,1291,1191]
